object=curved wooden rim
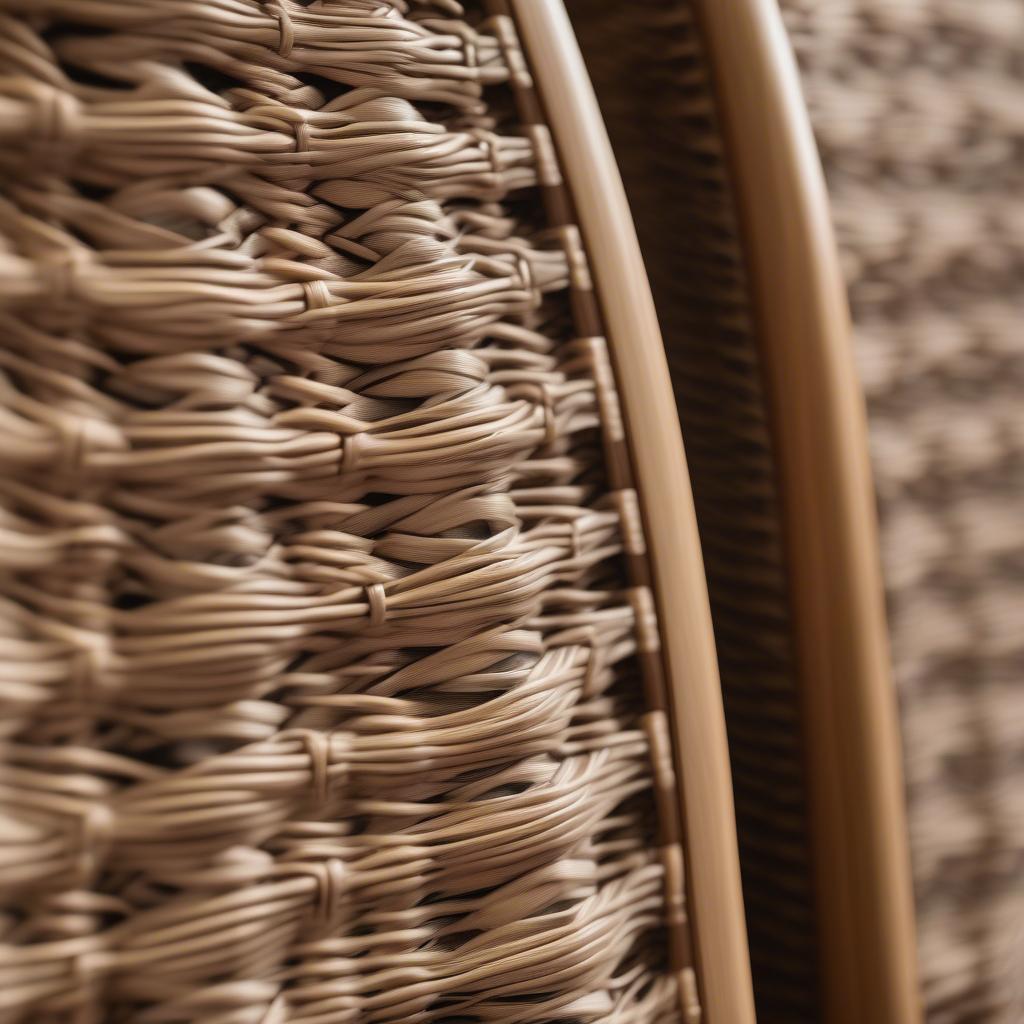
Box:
[511,4,757,1022]
[689,2,922,1021]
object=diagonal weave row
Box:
[0,2,691,1022]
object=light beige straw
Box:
[0,1,728,1022]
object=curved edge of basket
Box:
[690,2,922,1022]
[510,4,757,1022]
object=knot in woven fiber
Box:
[301,278,332,310]
[533,382,558,445]
[339,431,362,471]
[445,18,480,72]
[71,631,116,703]
[293,857,346,933]
[581,626,606,699]
[365,582,387,627]
[298,728,331,805]
[73,802,115,884]
[291,119,312,155]
[263,0,296,58]
[489,13,533,91]
[37,249,91,305]
[12,80,83,165]
[53,411,125,477]
[71,946,111,993]
[514,251,541,309]
[629,587,661,655]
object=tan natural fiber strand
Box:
[0,2,691,1022]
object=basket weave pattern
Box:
[0,2,691,1021]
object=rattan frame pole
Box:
[510,3,757,1022]
[690,2,922,1022]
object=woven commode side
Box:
[780,3,1024,1022]
[0,3,692,1021]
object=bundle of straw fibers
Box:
[0,2,753,1023]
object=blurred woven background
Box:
[781,4,1024,1020]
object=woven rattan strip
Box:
[0,2,695,1022]
[567,3,819,1022]
[780,4,1024,1022]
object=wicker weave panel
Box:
[781,3,1024,1021]
[0,3,687,1021]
